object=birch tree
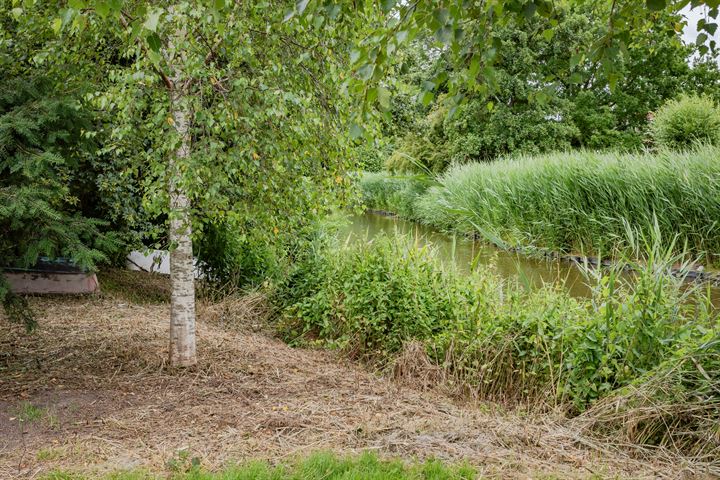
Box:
[7,1,364,366]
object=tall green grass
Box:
[361,145,720,266]
[357,172,431,221]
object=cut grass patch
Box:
[41,452,476,480]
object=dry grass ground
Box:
[0,271,712,479]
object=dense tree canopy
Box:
[377,4,720,171]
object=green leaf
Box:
[434,25,453,45]
[570,53,583,69]
[296,0,309,14]
[377,86,390,110]
[433,8,449,25]
[542,28,554,41]
[395,30,408,44]
[356,63,374,81]
[143,9,161,32]
[349,49,361,64]
[108,0,123,13]
[51,17,62,34]
[468,56,480,78]
[646,0,666,11]
[69,0,86,9]
[214,0,225,9]
[147,49,162,65]
[313,14,324,29]
[607,72,619,91]
[349,122,364,139]
[702,23,718,35]
[381,0,396,13]
[95,1,110,18]
[146,32,162,52]
[523,2,537,19]
[420,90,434,106]
[11,7,22,19]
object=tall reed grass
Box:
[361,145,720,266]
[357,172,431,221]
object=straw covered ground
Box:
[0,271,712,479]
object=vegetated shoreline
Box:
[275,232,720,471]
[359,144,720,270]
[2,271,704,479]
[364,208,720,285]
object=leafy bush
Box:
[651,94,720,150]
[580,323,720,459]
[274,235,714,410]
[195,221,282,289]
[354,141,392,172]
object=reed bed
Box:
[362,145,720,265]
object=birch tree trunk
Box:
[168,83,197,367]
[168,91,196,367]
[167,22,196,367]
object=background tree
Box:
[381,4,720,171]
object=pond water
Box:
[340,212,720,303]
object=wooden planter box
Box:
[3,260,99,295]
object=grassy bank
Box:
[274,235,719,458]
[43,452,475,480]
[359,145,720,265]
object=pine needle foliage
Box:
[0,75,118,329]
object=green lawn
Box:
[42,452,477,480]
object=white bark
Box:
[168,89,196,367]
[167,21,196,367]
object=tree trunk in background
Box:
[168,78,196,367]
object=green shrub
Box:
[354,141,392,172]
[580,323,720,458]
[195,220,282,289]
[651,94,720,150]
[274,235,713,410]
